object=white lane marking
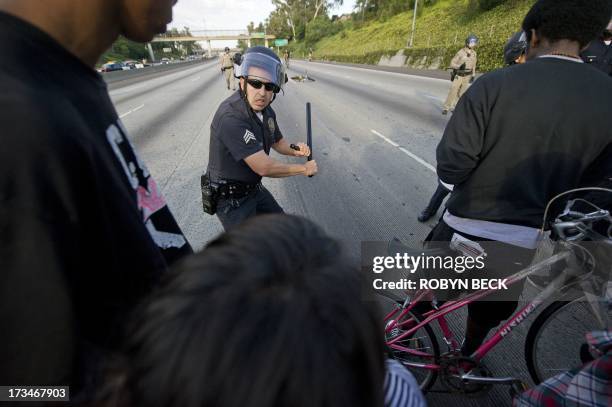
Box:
[119,104,145,119]
[110,83,146,96]
[371,129,399,147]
[371,129,436,173]
[190,76,201,82]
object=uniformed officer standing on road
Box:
[205,46,318,230]
[580,19,612,76]
[442,34,478,115]
[220,46,235,90]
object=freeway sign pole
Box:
[408,0,418,48]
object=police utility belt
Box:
[454,70,472,76]
[201,173,261,215]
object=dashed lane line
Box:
[119,104,145,119]
[371,129,436,174]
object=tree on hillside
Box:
[312,0,343,21]
[268,0,343,41]
[355,0,438,21]
[267,8,294,40]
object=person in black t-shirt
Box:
[0,0,192,400]
[206,47,318,230]
[429,0,612,356]
[417,31,529,224]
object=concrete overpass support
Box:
[147,43,156,62]
[247,39,251,48]
[207,40,212,58]
[265,38,269,47]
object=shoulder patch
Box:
[268,117,276,134]
[243,129,256,144]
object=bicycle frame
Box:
[384,251,572,371]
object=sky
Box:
[168,0,356,47]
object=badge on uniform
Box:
[268,117,276,135]
[243,129,256,144]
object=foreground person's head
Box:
[522,0,612,59]
[112,215,385,407]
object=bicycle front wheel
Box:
[385,308,440,391]
[525,298,609,384]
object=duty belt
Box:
[455,70,473,77]
[216,180,261,200]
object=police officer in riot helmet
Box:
[203,46,317,230]
[442,34,478,115]
[580,19,612,75]
[504,31,528,65]
[220,46,235,90]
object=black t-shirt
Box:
[207,91,283,184]
[437,57,612,228]
[0,12,192,392]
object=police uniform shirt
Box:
[451,47,477,74]
[208,91,283,184]
[580,39,612,76]
[221,53,233,69]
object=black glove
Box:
[459,63,466,71]
[469,76,475,84]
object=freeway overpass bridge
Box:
[149,30,277,59]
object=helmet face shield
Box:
[503,31,528,65]
[236,51,286,91]
[466,34,479,48]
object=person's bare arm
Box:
[272,139,310,157]
[244,151,317,178]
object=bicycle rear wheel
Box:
[385,308,440,391]
[525,297,609,384]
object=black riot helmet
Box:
[466,34,479,48]
[504,31,528,65]
[224,47,230,52]
[236,46,287,92]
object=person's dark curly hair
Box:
[522,0,612,48]
[104,214,385,407]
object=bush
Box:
[317,40,507,72]
[305,17,343,47]
[479,0,508,11]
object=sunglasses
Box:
[246,78,280,93]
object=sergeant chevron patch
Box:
[243,129,256,144]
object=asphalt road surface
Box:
[108,59,586,406]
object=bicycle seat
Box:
[387,237,452,258]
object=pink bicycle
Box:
[383,189,611,396]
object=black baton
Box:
[306,102,313,177]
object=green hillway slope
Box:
[310,0,536,72]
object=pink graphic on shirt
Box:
[137,177,167,222]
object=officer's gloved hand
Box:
[304,160,318,177]
[469,76,475,84]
